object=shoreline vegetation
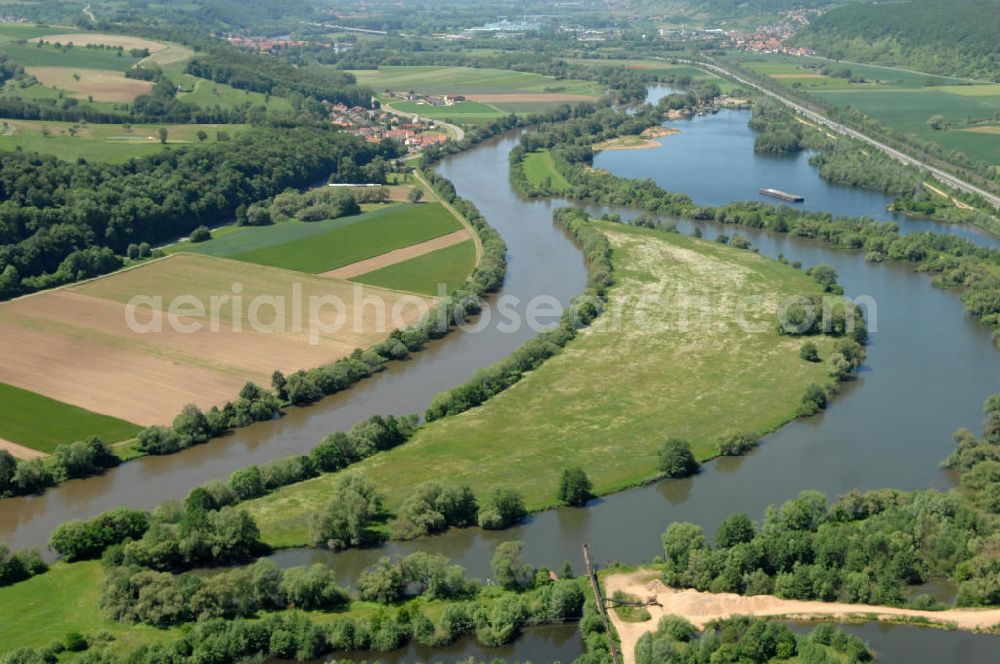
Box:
[508,97,1000,350]
[0,168,506,500]
[592,126,679,152]
[243,209,862,548]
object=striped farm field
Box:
[353,238,478,296]
[0,254,434,427]
[231,203,464,273]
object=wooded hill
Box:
[791,0,1000,81]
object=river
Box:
[3,98,999,662]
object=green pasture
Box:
[246,222,838,546]
[353,239,477,296]
[522,149,570,191]
[345,65,602,96]
[0,120,250,162]
[231,203,463,273]
[0,41,141,71]
[0,383,140,454]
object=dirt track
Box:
[605,571,1000,664]
[322,229,471,280]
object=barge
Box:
[759,187,804,202]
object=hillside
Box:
[791,0,1000,81]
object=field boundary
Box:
[0,437,47,460]
[414,169,483,262]
[322,229,471,279]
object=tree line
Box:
[0,127,396,299]
[510,103,1000,348]
[0,436,121,499]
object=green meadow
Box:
[174,74,293,112]
[232,203,464,273]
[0,120,250,162]
[346,65,601,96]
[353,239,477,295]
[246,222,838,547]
[522,149,570,191]
[0,562,174,653]
[164,204,403,258]
[0,25,76,42]
[0,383,140,454]
[0,41,141,71]
[387,99,507,125]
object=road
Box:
[685,59,1000,210]
[381,101,465,141]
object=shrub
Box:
[799,341,820,362]
[477,488,527,530]
[657,438,699,478]
[716,430,759,456]
[48,507,150,562]
[189,226,211,243]
[557,467,593,506]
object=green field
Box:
[0,41,141,71]
[164,204,402,257]
[0,561,174,653]
[246,222,838,546]
[522,149,570,191]
[0,25,76,42]
[353,239,477,295]
[346,65,602,96]
[0,120,251,162]
[174,74,292,112]
[0,383,141,454]
[232,203,464,273]
[741,54,1000,165]
[387,99,506,125]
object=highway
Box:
[684,59,1000,210]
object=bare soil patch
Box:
[465,93,595,103]
[0,437,47,460]
[323,229,472,279]
[26,67,153,102]
[0,254,434,425]
[604,571,1000,664]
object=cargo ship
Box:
[759,188,804,202]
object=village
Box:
[326,99,449,152]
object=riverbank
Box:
[604,570,1000,664]
[592,127,679,152]
[245,218,845,547]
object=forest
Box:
[0,127,398,298]
[791,0,1000,80]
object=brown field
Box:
[0,438,46,460]
[465,93,596,103]
[25,67,153,102]
[962,125,1000,135]
[323,229,472,279]
[0,255,434,425]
